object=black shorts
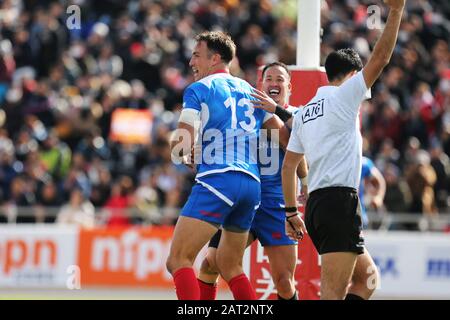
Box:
[208,229,222,248]
[305,187,365,255]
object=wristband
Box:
[284,206,298,213]
[275,105,293,122]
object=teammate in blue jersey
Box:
[166,31,287,300]
[197,62,308,300]
[359,156,385,228]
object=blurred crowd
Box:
[0,0,448,229]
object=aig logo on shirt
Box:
[302,99,324,124]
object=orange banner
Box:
[78,226,174,287]
[109,109,153,144]
[78,224,319,298]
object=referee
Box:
[282,0,405,300]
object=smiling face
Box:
[262,65,291,106]
[189,41,218,81]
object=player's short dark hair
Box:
[195,31,236,63]
[324,48,363,82]
[262,62,291,79]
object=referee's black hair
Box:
[324,48,363,82]
[262,62,291,79]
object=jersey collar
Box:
[211,69,230,75]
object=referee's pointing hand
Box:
[285,213,307,241]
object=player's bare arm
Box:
[282,150,307,240]
[263,115,290,150]
[363,0,405,88]
[170,122,196,166]
[297,155,308,203]
[369,166,386,209]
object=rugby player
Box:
[166,31,286,300]
[197,62,308,300]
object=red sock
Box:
[198,279,218,300]
[227,273,257,300]
[173,267,200,300]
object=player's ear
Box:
[349,70,358,78]
[212,52,222,64]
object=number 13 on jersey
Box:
[224,97,256,131]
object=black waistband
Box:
[310,186,357,196]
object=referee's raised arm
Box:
[362,0,406,88]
